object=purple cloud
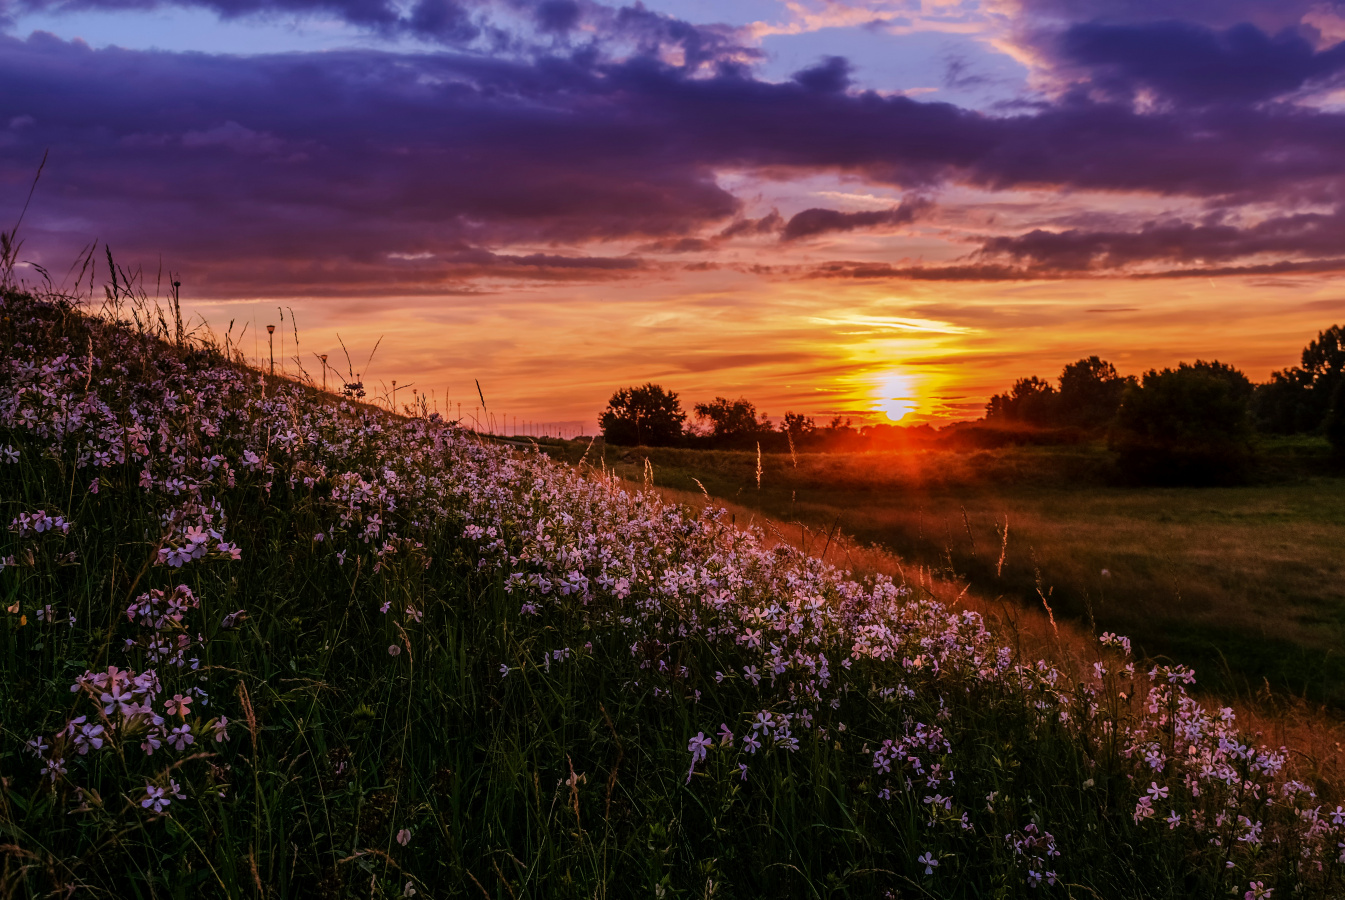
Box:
[979,207,1345,269]
[793,56,852,93]
[782,197,932,241]
[1,0,758,56]
[4,13,1345,293]
[1014,0,1329,33]
[6,0,478,40]
[1058,20,1345,105]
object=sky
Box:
[5,0,1345,430]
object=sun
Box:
[882,398,916,422]
[873,371,919,423]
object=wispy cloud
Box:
[811,314,977,334]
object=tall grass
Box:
[1,287,1343,898]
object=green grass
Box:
[564,440,1345,707]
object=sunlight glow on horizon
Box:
[873,370,921,423]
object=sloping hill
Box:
[1,288,1340,898]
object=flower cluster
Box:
[1005,823,1060,888]
[9,510,70,536]
[24,576,232,811]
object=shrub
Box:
[1325,376,1345,459]
[1111,360,1254,484]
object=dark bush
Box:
[1111,360,1254,484]
[1325,377,1345,460]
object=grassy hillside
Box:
[4,290,1345,898]
[570,442,1345,708]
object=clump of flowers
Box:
[25,579,234,812]
[1005,823,1060,888]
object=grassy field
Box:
[552,438,1345,708]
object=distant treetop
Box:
[985,356,1132,428]
[599,383,686,447]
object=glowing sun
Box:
[882,398,916,422]
[874,371,919,422]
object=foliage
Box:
[3,290,1344,898]
[598,382,686,446]
[1252,325,1345,434]
[692,396,773,441]
[779,412,816,438]
[1058,356,1133,428]
[1325,377,1345,459]
[1111,360,1254,484]
[986,357,1131,429]
[986,375,1057,426]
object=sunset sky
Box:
[5,0,1345,429]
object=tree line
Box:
[599,386,862,452]
[981,326,1345,480]
[599,324,1345,482]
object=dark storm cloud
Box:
[0,34,742,292]
[1058,20,1345,105]
[781,197,932,241]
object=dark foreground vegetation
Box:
[6,284,1345,899]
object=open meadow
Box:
[558,440,1345,709]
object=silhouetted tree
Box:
[1057,356,1132,427]
[1251,325,1345,433]
[694,397,772,441]
[985,376,1058,426]
[986,357,1131,428]
[1252,368,1315,434]
[823,415,856,435]
[779,412,816,437]
[599,383,686,446]
[1111,360,1254,484]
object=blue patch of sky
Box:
[756,25,1030,110]
[6,7,373,53]
[631,0,783,28]
[4,0,1028,114]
